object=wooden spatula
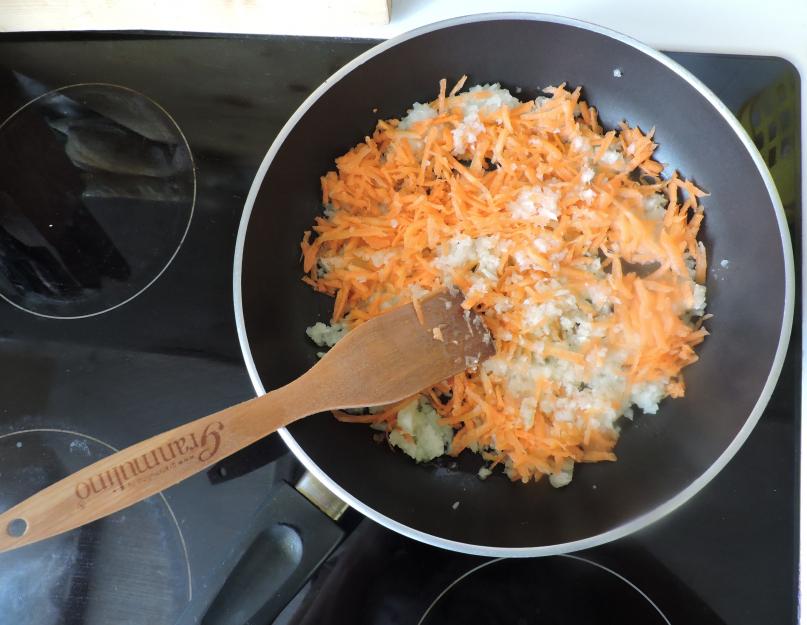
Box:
[0,291,493,553]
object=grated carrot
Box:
[301,79,708,484]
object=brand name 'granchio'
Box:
[75,421,224,501]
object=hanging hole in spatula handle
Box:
[6,518,27,538]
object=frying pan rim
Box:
[233,12,795,556]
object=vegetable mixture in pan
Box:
[300,77,708,486]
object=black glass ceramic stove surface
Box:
[0,34,798,625]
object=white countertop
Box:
[301,0,807,61]
[3,0,806,63]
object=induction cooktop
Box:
[0,33,799,625]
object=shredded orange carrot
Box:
[302,79,708,484]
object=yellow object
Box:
[739,72,799,211]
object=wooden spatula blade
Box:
[311,290,495,409]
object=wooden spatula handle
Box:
[0,379,319,553]
[0,292,493,554]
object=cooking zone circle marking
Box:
[417,555,671,624]
[0,82,196,319]
[0,428,192,607]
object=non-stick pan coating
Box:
[235,14,793,555]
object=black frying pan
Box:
[234,13,793,556]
